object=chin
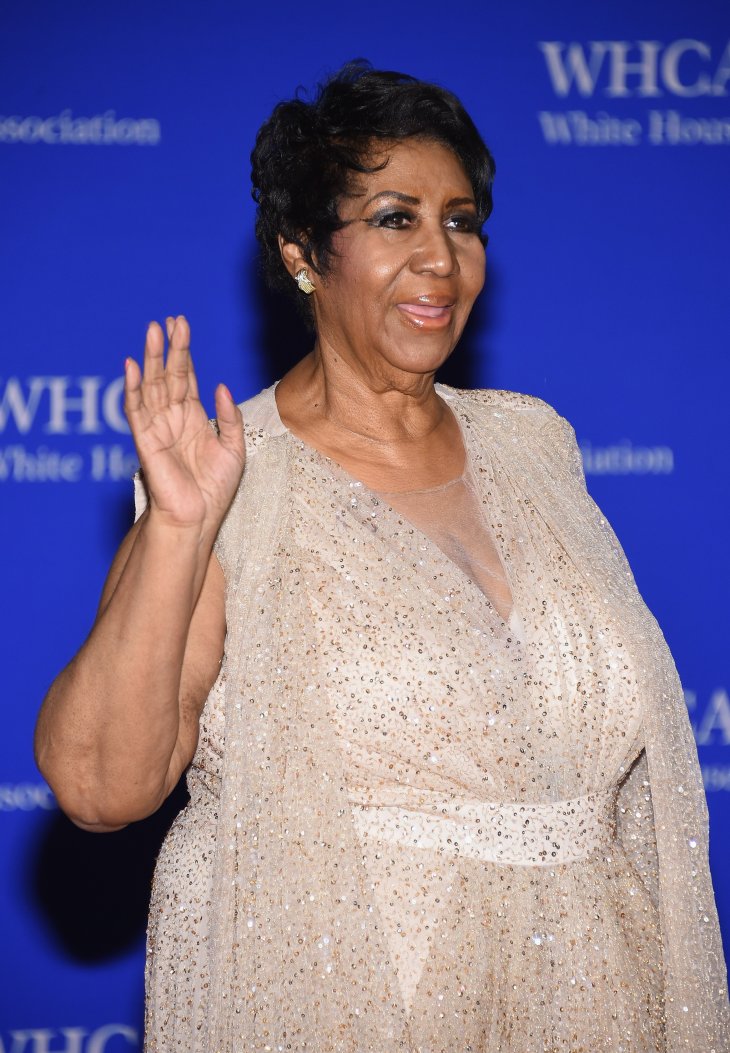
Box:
[385,333,459,376]
[383,348,456,378]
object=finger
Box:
[143,322,165,381]
[166,315,191,405]
[214,384,245,462]
[165,316,175,341]
[170,314,201,402]
[142,321,169,412]
[123,356,143,412]
[123,357,151,433]
[185,350,201,402]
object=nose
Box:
[409,220,459,278]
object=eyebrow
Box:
[363,191,477,208]
[364,191,418,207]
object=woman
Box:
[35,63,729,1052]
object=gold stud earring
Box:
[294,268,316,294]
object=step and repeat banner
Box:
[1,1,728,1048]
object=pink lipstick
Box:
[396,298,454,329]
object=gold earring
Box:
[294,268,316,294]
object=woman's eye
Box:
[366,210,481,234]
[370,210,414,229]
[446,214,480,234]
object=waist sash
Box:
[350,789,616,867]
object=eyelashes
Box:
[367,209,412,229]
[366,209,482,235]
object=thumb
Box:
[214,384,245,458]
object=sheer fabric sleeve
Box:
[540,411,663,905]
[616,746,661,908]
[533,401,729,1052]
[132,468,148,523]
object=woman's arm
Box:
[34,316,245,831]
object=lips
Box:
[397,303,452,319]
[396,298,455,328]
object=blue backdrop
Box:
[1,2,728,1048]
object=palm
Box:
[124,317,245,532]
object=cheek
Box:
[326,239,400,304]
[462,245,486,297]
[343,227,410,277]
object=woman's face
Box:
[310,138,486,387]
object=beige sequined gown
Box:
[136,384,729,1053]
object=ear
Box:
[278,234,311,279]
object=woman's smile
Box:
[307,138,486,383]
[396,299,455,328]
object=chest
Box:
[292,469,644,797]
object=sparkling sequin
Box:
[135,384,729,1052]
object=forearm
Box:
[35,513,220,829]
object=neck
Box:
[274,340,465,491]
[279,339,447,447]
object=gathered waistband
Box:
[350,789,617,867]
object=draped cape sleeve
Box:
[510,396,729,1051]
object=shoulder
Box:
[438,383,572,431]
[198,384,284,471]
[438,384,584,482]
[236,383,288,457]
[213,384,290,576]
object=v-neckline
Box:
[268,382,518,635]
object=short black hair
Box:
[250,60,495,316]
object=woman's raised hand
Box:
[124,316,245,535]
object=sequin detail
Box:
[135,383,730,1053]
[351,789,617,867]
